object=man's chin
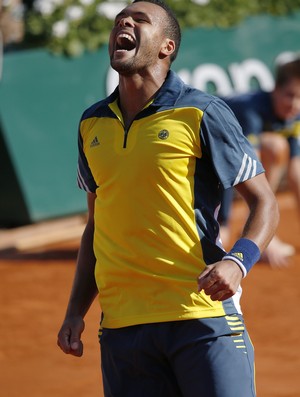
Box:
[111,61,135,76]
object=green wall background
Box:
[0,12,299,226]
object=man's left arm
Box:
[197,173,279,301]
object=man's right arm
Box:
[57,192,98,357]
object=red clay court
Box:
[0,191,299,397]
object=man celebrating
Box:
[58,1,278,396]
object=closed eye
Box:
[114,11,151,25]
[133,12,151,23]
[135,17,149,23]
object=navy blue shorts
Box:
[99,315,256,397]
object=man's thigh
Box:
[169,315,256,397]
[100,324,183,397]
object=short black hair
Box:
[275,56,300,87]
[132,0,181,62]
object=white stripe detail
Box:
[251,160,257,178]
[232,285,243,314]
[233,153,248,185]
[222,254,247,278]
[243,156,252,181]
[234,153,258,186]
[77,165,91,192]
[214,203,224,249]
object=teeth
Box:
[118,33,134,42]
[116,33,136,52]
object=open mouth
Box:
[116,33,136,52]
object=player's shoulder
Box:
[178,80,226,112]
[154,70,224,115]
[81,91,117,121]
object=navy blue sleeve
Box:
[200,98,264,190]
[77,122,98,193]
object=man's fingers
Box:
[57,327,72,353]
[57,331,83,356]
[70,340,84,357]
[70,334,84,356]
[209,289,233,301]
[197,266,216,291]
[197,262,240,300]
[57,317,85,357]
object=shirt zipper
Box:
[114,99,154,149]
[122,121,134,149]
[123,127,129,148]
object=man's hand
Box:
[57,316,85,357]
[197,260,243,301]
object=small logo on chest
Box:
[158,129,169,140]
[90,136,100,147]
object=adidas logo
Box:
[90,136,100,147]
[232,252,244,261]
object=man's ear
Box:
[159,39,175,59]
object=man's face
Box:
[109,2,168,75]
[273,78,300,120]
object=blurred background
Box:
[1,0,300,228]
[0,1,300,397]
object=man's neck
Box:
[118,70,168,128]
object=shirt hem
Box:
[101,307,241,329]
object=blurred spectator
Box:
[0,0,24,47]
[220,54,300,267]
